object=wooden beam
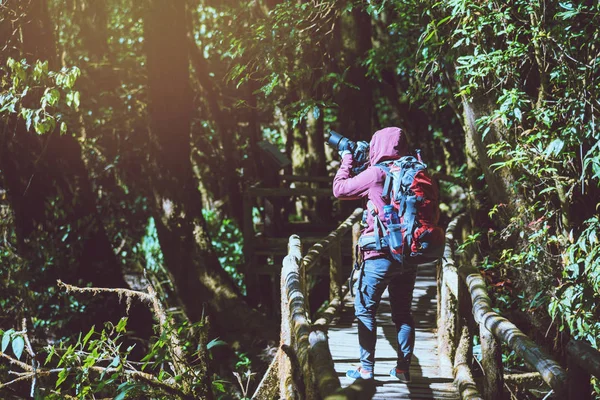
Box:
[253,236,353,257]
[324,380,376,400]
[281,174,334,183]
[247,187,334,197]
[352,221,361,269]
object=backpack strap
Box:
[366,200,386,251]
[375,163,393,200]
[403,193,418,252]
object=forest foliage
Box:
[1,0,599,399]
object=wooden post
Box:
[242,192,254,261]
[439,216,462,376]
[439,256,458,378]
[252,355,280,400]
[454,324,483,399]
[329,238,342,302]
[480,325,503,400]
[309,330,341,398]
[457,265,503,400]
[566,340,600,400]
[243,191,261,307]
[352,221,361,269]
[439,278,457,377]
[282,235,318,399]
[350,221,361,290]
[567,352,590,400]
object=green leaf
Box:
[109,355,120,368]
[212,379,227,393]
[45,346,55,365]
[82,326,94,347]
[60,121,67,135]
[207,338,227,350]
[66,92,73,107]
[56,368,68,388]
[115,382,137,400]
[514,107,522,121]
[437,16,451,26]
[544,138,564,157]
[33,60,48,81]
[44,88,60,106]
[116,317,128,333]
[12,336,25,360]
[539,187,556,195]
[2,329,13,352]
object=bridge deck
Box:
[328,262,460,399]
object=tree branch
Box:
[0,350,189,398]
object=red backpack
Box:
[373,153,445,263]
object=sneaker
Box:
[389,368,411,383]
[346,366,374,380]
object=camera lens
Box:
[328,131,344,149]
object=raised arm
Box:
[333,153,377,199]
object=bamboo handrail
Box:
[256,209,370,400]
[270,209,375,399]
[462,266,567,396]
[440,214,569,399]
[304,208,363,274]
[258,209,588,399]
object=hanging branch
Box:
[56,280,190,391]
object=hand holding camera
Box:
[327,130,370,175]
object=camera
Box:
[326,130,370,175]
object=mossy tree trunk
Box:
[337,5,373,141]
[143,0,275,345]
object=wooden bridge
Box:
[244,178,600,399]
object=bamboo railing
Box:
[439,214,571,399]
[254,209,600,399]
[253,208,376,399]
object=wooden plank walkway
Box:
[329,262,459,399]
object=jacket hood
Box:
[369,127,408,165]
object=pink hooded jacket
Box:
[332,127,408,260]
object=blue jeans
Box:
[354,256,417,372]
